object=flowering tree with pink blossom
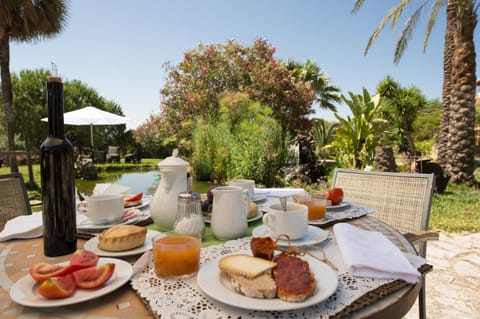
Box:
[159,38,317,150]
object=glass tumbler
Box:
[152,231,201,279]
[292,193,327,220]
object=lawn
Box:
[1,161,479,234]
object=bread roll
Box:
[248,202,258,218]
[98,225,147,251]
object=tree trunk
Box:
[21,109,35,187]
[0,27,18,172]
[438,0,456,173]
[402,114,416,157]
[375,146,397,172]
[448,6,477,183]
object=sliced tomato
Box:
[72,263,115,289]
[37,274,76,299]
[67,249,99,272]
[125,192,143,202]
[29,262,67,283]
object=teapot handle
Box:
[242,189,251,217]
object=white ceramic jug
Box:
[149,150,189,231]
[210,186,251,240]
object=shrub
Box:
[191,92,288,186]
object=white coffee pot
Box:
[149,149,189,231]
[210,186,251,240]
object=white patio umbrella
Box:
[42,106,129,147]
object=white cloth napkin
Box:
[333,223,420,284]
[0,211,43,241]
[93,183,132,195]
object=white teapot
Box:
[149,150,189,231]
[210,186,251,240]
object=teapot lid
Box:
[158,149,189,168]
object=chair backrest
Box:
[0,173,32,231]
[107,146,119,155]
[332,168,435,236]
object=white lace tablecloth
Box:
[130,232,427,318]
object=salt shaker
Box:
[173,192,205,239]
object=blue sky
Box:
[10,0,460,130]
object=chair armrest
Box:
[403,230,439,245]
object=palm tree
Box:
[352,0,478,183]
[311,118,339,158]
[329,88,385,169]
[437,0,456,170]
[286,59,341,112]
[0,0,70,173]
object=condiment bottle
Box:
[173,192,205,239]
[40,75,77,256]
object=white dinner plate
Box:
[252,225,329,246]
[83,230,160,257]
[76,209,150,231]
[10,257,133,308]
[326,201,350,210]
[204,210,263,224]
[197,254,338,311]
[124,195,151,210]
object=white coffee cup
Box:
[262,202,308,240]
[85,194,124,222]
[229,179,255,199]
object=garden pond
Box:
[75,170,213,196]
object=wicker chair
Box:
[332,168,439,319]
[0,173,32,231]
[106,146,120,163]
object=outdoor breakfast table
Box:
[0,196,431,319]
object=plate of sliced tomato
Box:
[10,257,132,307]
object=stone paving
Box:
[404,232,480,319]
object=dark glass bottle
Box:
[40,76,77,257]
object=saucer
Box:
[252,194,267,203]
[76,209,149,231]
[326,200,350,210]
[252,225,329,246]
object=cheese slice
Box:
[219,254,277,278]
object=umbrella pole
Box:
[90,124,94,147]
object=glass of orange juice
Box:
[152,232,201,279]
[292,194,327,220]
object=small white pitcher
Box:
[211,186,251,240]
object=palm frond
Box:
[351,0,366,14]
[424,0,445,52]
[390,0,412,28]
[394,5,425,63]
[474,0,480,13]
[364,1,409,55]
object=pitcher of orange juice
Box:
[210,186,251,240]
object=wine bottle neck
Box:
[47,81,65,138]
